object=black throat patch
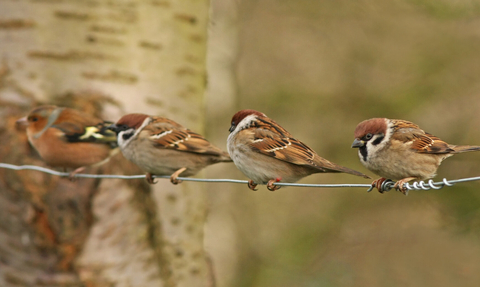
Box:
[359,146,368,162]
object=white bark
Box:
[0,0,211,286]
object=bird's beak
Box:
[351,138,365,148]
[229,124,235,133]
[15,117,28,129]
[107,124,119,133]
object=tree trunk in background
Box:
[204,0,239,285]
[0,1,211,286]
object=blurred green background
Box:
[204,0,480,286]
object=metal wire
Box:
[0,163,479,192]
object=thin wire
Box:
[0,163,479,192]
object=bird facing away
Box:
[16,105,118,178]
[108,113,232,184]
[227,109,370,191]
[352,118,480,194]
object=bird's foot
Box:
[393,177,416,195]
[369,178,388,193]
[146,173,157,184]
[170,167,187,185]
[68,167,85,182]
[267,177,282,191]
[247,180,258,191]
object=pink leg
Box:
[68,166,85,181]
[170,167,187,185]
[393,177,417,195]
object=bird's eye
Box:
[365,133,373,140]
[31,117,38,122]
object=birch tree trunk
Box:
[0,1,212,286]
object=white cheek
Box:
[366,141,380,154]
[117,131,133,149]
[361,134,389,166]
[227,115,256,154]
[227,131,238,151]
[233,115,257,134]
[117,131,124,143]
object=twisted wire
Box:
[0,163,479,192]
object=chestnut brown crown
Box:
[115,113,150,129]
[229,109,266,132]
[354,118,388,139]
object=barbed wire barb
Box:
[1,163,479,192]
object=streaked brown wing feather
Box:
[391,120,453,154]
[254,117,293,137]
[146,117,227,156]
[250,132,319,167]
[243,116,369,177]
[246,119,324,169]
[411,133,454,154]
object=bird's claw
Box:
[247,180,258,191]
[266,178,281,191]
[170,167,187,185]
[170,175,182,185]
[393,181,409,196]
[392,177,416,195]
[146,173,157,184]
[370,178,387,193]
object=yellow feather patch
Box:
[80,127,103,139]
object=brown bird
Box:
[352,118,480,194]
[108,113,232,184]
[227,109,370,191]
[16,105,118,178]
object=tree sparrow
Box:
[16,105,118,178]
[227,109,370,191]
[108,113,232,184]
[352,118,480,194]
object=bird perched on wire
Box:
[16,105,118,179]
[108,113,232,185]
[227,109,370,191]
[352,118,480,194]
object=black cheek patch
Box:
[122,133,134,141]
[372,135,385,146]
[359,146,368,162]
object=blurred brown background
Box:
[205,0,480,286]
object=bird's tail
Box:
[210,151,233,163]
[331,166,371,179]
[218,152,233,163]
[451,145,480,154]
[319,161,371,179]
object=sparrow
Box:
[352,118,480,194]
[108,113,232,184]
[16,105,118,178]
[227,109,370,191]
